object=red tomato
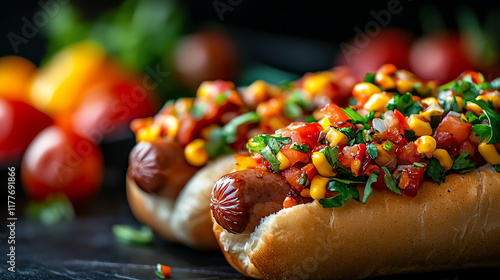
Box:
[393,165,425,197]
[71,79,158,143]
[277,122,322,149]
[434,113,472,145]
[320,103,351,125]
[0,98,53,164]
[410,32,474,83]
[173,31,239,90]
[21,125,104,205]
[396,142,420,165]
[335,28,413,79]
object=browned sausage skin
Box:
[211,169,292,234]
[128,139,201,199]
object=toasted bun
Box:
[213,165,500,279]
[127,154,236,250]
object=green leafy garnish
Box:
[222,112,261,144]
[383,140,393,152]
[247,135,292,172]
[380,166,401,195]
[469,99,500,144]
[413,162,425,168]
[362,170,380,203]
[450,153,476,174]
[423,157,445,184]
[366,144,378,159]
[290,142,310,153]
[319,180,360,207]
[112,225,153,245]
[386,93,422,116]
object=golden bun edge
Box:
[127,154,236,250]
[213,164,500,279]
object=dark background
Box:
[1,0,497,71]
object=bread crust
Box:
[213,165,500,279]
[127,154,236,250]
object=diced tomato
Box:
[393,109,409,130]
[277,122,322,149]
[320,103,350,125]
[282,167,304,191]
[458,70,484,85]
[340,144,366,176]
[434,113,472,145]
[302,163,317,183]
[280,144,310,166]
[459,140,475,157]
[396,142,421,165]
[393,165,425,197]
[283,196,298,208]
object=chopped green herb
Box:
[366,144,378,159]
[290,142,310,153]
[222,112,261,144]
[298,173,308,186]
[413,162,425,168]
[469,99,500,144]
[247,135,292,172]
[362,170,380,203]
[386,93,423,116]
[380,166,401,195]
[383,140,392,152]
[423,157,445,184]
[319,180,360,207]
[450,153,476,174]
[27,194,74,226]
[112,225,153,245]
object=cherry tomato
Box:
[21,125,104,205]
[409,32,474,83]
[336,28,413,79]
[173,31,239,90]
[71,78,158,142]
[0,98,53,164]
[320,103,351,124]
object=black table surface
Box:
[1,185,500,280]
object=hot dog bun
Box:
[127,154,236,250]
[213,165,500,279]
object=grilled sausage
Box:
[211,169,292,234]
[128,140,200,199]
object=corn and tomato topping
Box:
[131,68,358,167]
[237,65,500,208]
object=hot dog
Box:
[211,66,500,278]
[126,67,359,250]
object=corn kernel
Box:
[136,125,161,142]
[300,188,311,197]
[184,139,209,166]
[415,136,437,157]
[162,115,180,139]
[304,73,331,95]
[363,93,392,112]
[396,80,414,94]
[478,140,500,165]
[375,73,395,89]
[465,102,483,115]
[407,114,432,136]
[326,127,349,147]
[175,98,194,114]
[312,152,337,177]
[445,96,463,111]
[246,80,269,103]
[277,151,291,170]
[421,97,440,107]
[318,117,332,129]
[432,149,453,171]
[196,81,212,98]
[353,82,381,96]
[310,175,330,200]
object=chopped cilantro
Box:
[386,93,423,116]
[383,140,393,152]
[290,142,310,153]
[423,157,445,184]
[366,144,378,159]
[380,166,401,195]
[469,99,500,144]
[319,180,360,208]
[362,170,380,204]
